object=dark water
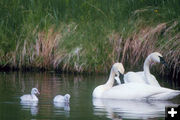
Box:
[0,72,179,120]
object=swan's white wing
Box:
[20,94,38,102]
[124,71,161,87]
[103,83,158,100]
[136,71,144,78]
[148,74,160,87]
[53,95,64,102]
[21,95,33,101]
[102,83,180,100]
[149,90,180,100]
[124,72,146,84]
[136,72,161,87]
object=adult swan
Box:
[93,63,180,100]
[123,52,167,87]
[92,63,125,98]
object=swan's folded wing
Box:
[102,83,178,100]
[124,72,146,84]
[148,90,180,100]
[20,94,32,101]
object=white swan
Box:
[117,52,167,87]
[53,94,70,103]
[53,94,70,117]
[20,88,40,102]
[103,82,180,100]
[93,63,180,100]
[92,63,125,98]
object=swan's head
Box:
[64,94,70,103]
[31,88,40,95]
[112,63,125,84]
[149,52,168,67]
[112,63,125,75]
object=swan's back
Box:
[103,83,179,100]
[124,71,160,87]
[124,72,146,84]
[149,91,180,100]
[136,72,160,87]
[53,95,65,102]
[20,94,38,102]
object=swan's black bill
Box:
[159,56,168,68]
[118,71,124,84]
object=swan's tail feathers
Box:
[148,90,180,100]
[175,90,180,93]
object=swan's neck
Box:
[105,68,115,88]
[31,91,34,95]
[31,94,37,99]
[143,56,151,84]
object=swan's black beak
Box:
[159,56,168,68]
[118,71,124,84]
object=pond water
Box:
[0,72,179,120]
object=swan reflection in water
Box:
[93,99,178,120]
[20,101,38,116]
[53,102,70,117]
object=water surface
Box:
[0,72,179,120]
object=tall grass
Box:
[0,0,179,79]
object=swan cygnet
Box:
[92,63,125,98]
[20,88,40,102]
[53,94,71,103]
[123,52,168,87]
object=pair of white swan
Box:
[93,53,180,100]
[20,88,70,103]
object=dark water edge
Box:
[0,65,180,82]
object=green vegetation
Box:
[0,0,179,79]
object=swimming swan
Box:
[92,63,125,98]
[20,88,40,102]
[123,52,167,87]
[93,63,180,100]
[53,94,71,103]
[103,82,180,100]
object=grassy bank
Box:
[0,0,180,79]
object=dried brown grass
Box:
[12,27,66,70]
[35,28,61,68]
[109,22,179,79]
[1,22,179,79]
